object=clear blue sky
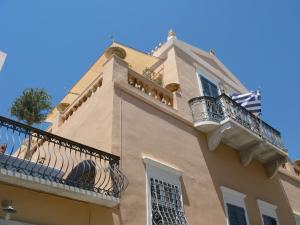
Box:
[0,0,299,159]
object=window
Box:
[294,212,300,225]
[196,73,223,122]
[221,186,250,225]
[227,203,248,225]
[257,200,279,225]
[199,75,219,98]
[143,155,187,225]
[262,215,277,225]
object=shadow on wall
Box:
[112,207,124,225]
[197,134,296,225]
[180,176,190,207]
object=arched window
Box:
[66,160,96,190]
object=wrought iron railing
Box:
[189,94,285,151]
[188,96,223,123]
[0,115,128,197]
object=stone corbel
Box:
[264,156,288,178]
[207,122,232,151]
[240,143,265,167]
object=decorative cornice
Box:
[60,75,103,124]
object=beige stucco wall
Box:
[279,172,300,214]
[0,183,115,225]
[50,55,128,153]
[52,81,114,152]
[173,47,201,119]
[113,89,296,225]
[116,91,226,224]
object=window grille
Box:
[150,178,187,225]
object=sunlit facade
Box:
[0,31,300,225]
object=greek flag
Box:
[231,90,261,114]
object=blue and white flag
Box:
[231,90,261,114]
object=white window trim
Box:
[257,199,280,225]
[294,211,300,225]
[142,155,183,176]
[143,155,184,225]
[221,186,250,225]
[196,69,221,97]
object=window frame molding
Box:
[142,155,185,225]
[142,155,183,177]
[220,186,250,225]
[257,199,280,225]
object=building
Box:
[0,51,6,72]
[0,30,300,225]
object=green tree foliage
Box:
[10,88,52,126]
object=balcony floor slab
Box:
[197,119,288,178]
[0,168,119,208]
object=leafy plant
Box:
[143,67,153,79]
[10,88,52,158]
[143,67,163,86]
[10,88,52,126]
[153,74,163,86]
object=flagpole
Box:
[258,87,263,138]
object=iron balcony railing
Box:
[0,115,128,197]
[189,94,285,151]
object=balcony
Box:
[0,116,128,207]
[189,94,288,178]
[128,70,173,108]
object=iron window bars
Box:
[150,178,187,225]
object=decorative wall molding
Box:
[257,199,280,225]
[142,154,183,176]
[60,75,103,124]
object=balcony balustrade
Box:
[128,72,173,107]
[189,94,288,178]
[0,116,128,206]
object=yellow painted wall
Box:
[0,183,114,225]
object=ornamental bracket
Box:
[207,122,232,151]
[264,156,288,179]
[240,143,265,167]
